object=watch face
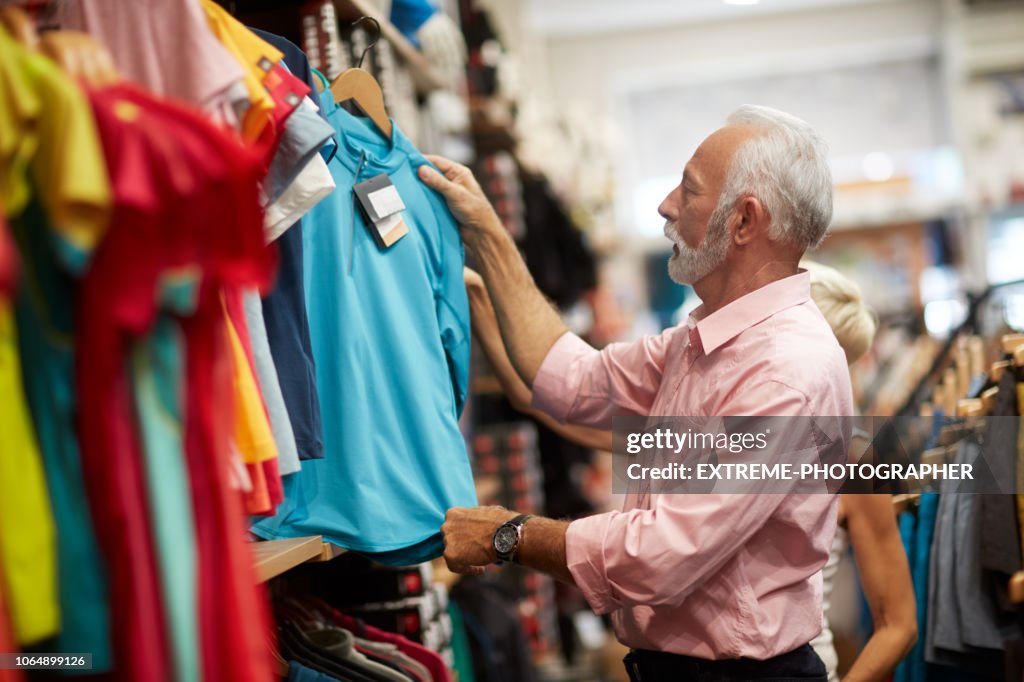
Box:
[493,525,518,555]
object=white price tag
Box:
[367,185,405,218]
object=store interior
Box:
[2,0,1024,681]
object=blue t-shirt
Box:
[251,90,475,565]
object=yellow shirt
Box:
[0,297,59,645]
[200,0,284,143]
[225,309,278,464]
[0,28,42,218]
[0,29,111,269]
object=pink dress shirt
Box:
[533,271,854,660]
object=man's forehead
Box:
[685,125,759,181]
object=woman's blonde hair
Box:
[802,260,877,365]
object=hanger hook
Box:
[352,15,380,69]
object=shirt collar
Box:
[689,270,811,355]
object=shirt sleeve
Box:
[531,330,676,429]
[422,178,470,417]
[565,380,814,614]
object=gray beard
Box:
[667,208,730,285]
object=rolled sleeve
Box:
[567,493,791,614]
[532,329,675,429]
[531,332,591,423]
[566,513,620,614]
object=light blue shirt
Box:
[252,91,475,565]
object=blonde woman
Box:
[464,261,916,682]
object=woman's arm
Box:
[841,493,917,681]
[465,268,613,452]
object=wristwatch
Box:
[492,514,533,563]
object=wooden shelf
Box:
[315,542,348,562]
[251,536,326,582]
[251,537,350,581]
[334,0,446,94]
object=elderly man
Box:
[417,105,853,681]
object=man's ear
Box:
[732,196,769,246]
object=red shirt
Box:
[81,83,275,682]
[0,212,16,297]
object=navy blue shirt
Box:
[252,29,329,460]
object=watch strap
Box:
[495,513,533,563]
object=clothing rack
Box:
[897,277,1024,417]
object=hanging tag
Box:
[353,173,408,247]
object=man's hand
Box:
[441,506,518,575]
[418,155,503,249]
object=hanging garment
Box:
[261,93,334,211]
[130,317,201,682]
[252,89,475,565]
[256,34,331,462]
[83,81,275,682]
[450,577,538,682]
[0,570,25,682]
[244,290,302,476]
[55,0,246,117]
[0,298,57,646]
[894,508,917,682]
[894,491,939,682]
[926,440,1010,680]
[302,599,451,682]
[1018,382,1024,560]
[199,0,283,143]
[980,371,1021,575]
[224,299,281,514]
[447,602,476,682]
[0,29,113,667]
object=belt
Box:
[624,643,827,681]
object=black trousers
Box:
[623,643,827,681]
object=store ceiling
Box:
[523,0,891,36]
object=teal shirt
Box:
[252,92,475,564]
[12,197,112,672]
[131,316,199,682]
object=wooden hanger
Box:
[1002,333,1024,356]
[892,493,921,515]
[968,335,985,377]
[330,68,392,140]
[991,360,1011,383]
[1015,344,1024,368]
[1011,571,1024,605]
[329,16,392,141]
[0,6,39,50]
[981,386,1000,414]
[956,398,984,417]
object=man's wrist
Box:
[464,210,506,251]
[490,509,526,563]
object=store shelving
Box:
[251,536,348,582]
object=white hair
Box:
[717,105,833,249]
[802,260,877,365]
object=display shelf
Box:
[333,0,446,94]
[314,541,349,562]
[251,536,325,582]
